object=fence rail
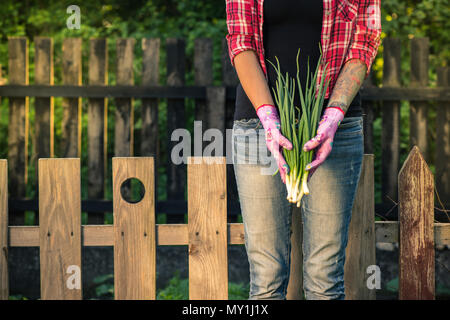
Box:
[0,36,449,226]
[1,148,449,299]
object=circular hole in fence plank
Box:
[120,177,145,204]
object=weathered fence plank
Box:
[409,38,429,162]
[88,39,108,224]
[112,157,156,300]
[345,154,376,300]
[34,37,54,162]
[141,39,160,162]
[61,38,82,158]
[166,38,186,223]
[39,158,82,299]
[398,146,435,300]
[8,37,29,225]
[8,221,450,248]
[436,67,450,204]
[188,157,228,300]
[194,38,213,125]
[382,38,401,203]
[0,160,8,300]
[362,71,375,154]
[141,38,160,210]
[34,37,54,223]
[115,39,136,204]
[222,38,240,220]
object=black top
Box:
[234,0,362,121]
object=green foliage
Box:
[89,271,250,300]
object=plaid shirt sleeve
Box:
[342,0,382,78]
[225,0,257,67]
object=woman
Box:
[226,0,381,300]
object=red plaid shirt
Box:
[225,0,381,99]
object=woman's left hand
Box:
[302,107,345,180]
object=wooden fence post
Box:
[362,70,375,155]
[398,146,435,300]
[39,158,82,299]
[345,154,376,300]
[141,38,160,198]
[61,38,82,158]
[115,39,136,203]
[382,38,401,203]
[8,37,29,225]
[113,157,156,300]
[0,160,8,300]
[188,157,228,300]
[222,38,240,221]
[34,37,54,222]
[166,38,186,223]
[409,38,429,162]
[194,38,213,125]
[88,39,108,224]
[436,67,450,204]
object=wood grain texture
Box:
[381,38,401,203]
[398,146,435,300]
[88,39,108,224]
[0,160,8,300]
[34,37,54,211]
[409,38,429,162]
[188,157,228,300]
[115,39,135,205]
[222,38,240,222]
[113,157,156,300]
[345,155,376,300]
[8,221,450,247]
[194,38,213,124]
[8,37,29,225]
[436,67,450,204]
[61,38,82,158]
[166,38,186,223]
[38,158,82,300]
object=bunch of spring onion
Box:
[267,47,331,207]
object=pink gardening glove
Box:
[256,104,293,184]
[302,107,345,181]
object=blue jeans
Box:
[232,116,364,300]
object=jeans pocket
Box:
[233,118,261,130]
[336,117,363,137]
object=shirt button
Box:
[325,10,331,16]
[324,35,330,40]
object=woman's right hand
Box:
[256,104,293,183]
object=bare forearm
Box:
[326,58,367,113]
[234,50,274,110]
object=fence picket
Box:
[436,67,450,203]
[398,146,435,299]
[8,37,29,225]
[61,38,82,158]
[166,38,186,223]
[222,38,240,221]
[115,39,136,205]
[188,157,228,300]
[88,39,108,224]
[409,38,429,162]
[345,154,376,300]
[38,158,82,299]
[0,160,8,300]
[113,157,156,300]
[382,38,401,203]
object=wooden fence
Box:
[0,148,449,300]
[0,36,449,227]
